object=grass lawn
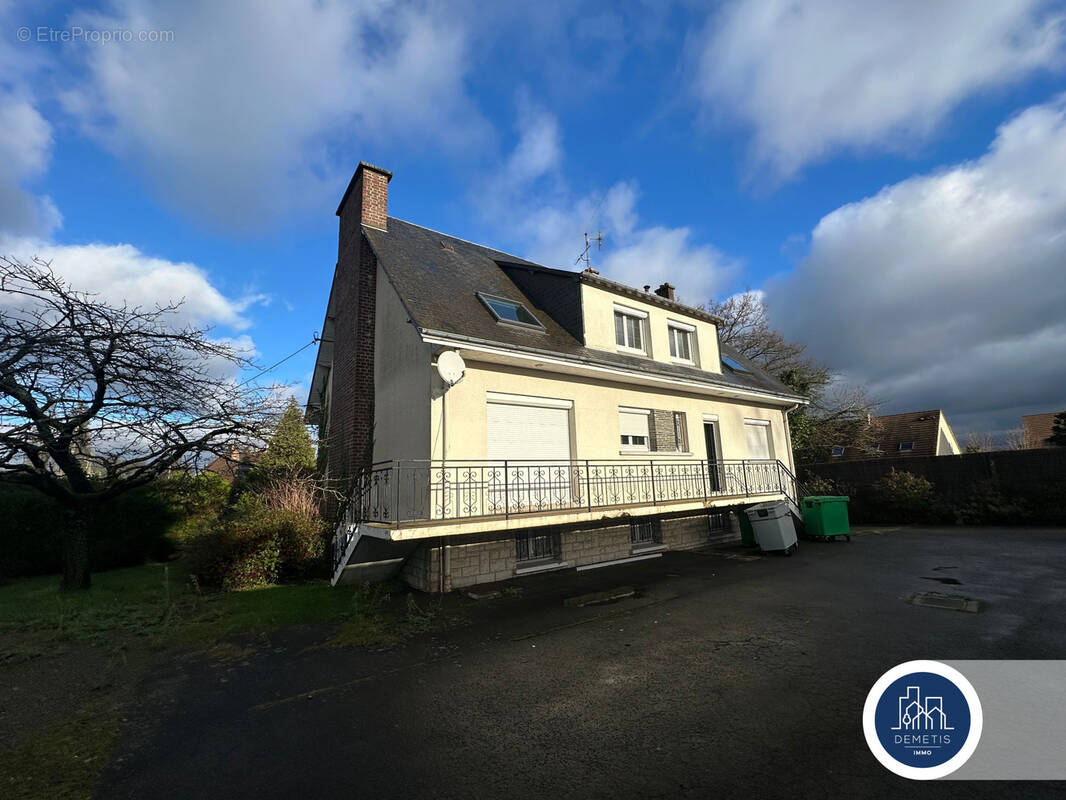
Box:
[0,561,453,799]
[0,561,428,648]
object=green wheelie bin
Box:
[800,496,851,542]
[735,509,758,547]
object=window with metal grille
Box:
[707,511,728,531]
[630,519,661,546]
[673,411,688,452]
[515,531,559,562]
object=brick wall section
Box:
[661,515,708,550]
[328,164,390,487]
[650,410,677,452]
[401,544,440,592]
[562,525,633,567]
[447,539,516,589]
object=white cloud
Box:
[480,103,738,304]
[764,96,1066,432]
[692,0,1066,179]
[0,237,263,331]
[0,92,61,236]
[61,0,486,230]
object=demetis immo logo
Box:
[863,660,983,780]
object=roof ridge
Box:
[386,217,546,268]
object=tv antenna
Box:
[575,231,603,274]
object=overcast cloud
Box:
[693,0,1066,180]
[764,96,1066,434]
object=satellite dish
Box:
[436,350,466,386]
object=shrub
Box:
[160,472,231,543]
[871,469,937,523]
[186,507,324,590]
[802,473,838,497]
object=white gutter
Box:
[420,331,808,408]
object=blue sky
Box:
[3,0,1066,438]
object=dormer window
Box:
[614,305,647,354]
[477,292,544,330]
[668,321,694,363]
[899,441,915,451]
[831,445,845,457]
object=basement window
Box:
[899,441,915,451]
[721,355,750,373]
[477,292,545,330]
[516,531,560,563]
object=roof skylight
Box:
[476,292,544,330]
[721,355,750,373]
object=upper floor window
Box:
[619,407,651,450]
[744,418,774,460]
[477,292,544,330]
[668,322,694,363]
[614,305,647,354]
[899,441,915,451]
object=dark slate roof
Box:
[1022,412,1057,448]
[362,218,804,403]
[835,410,949,461]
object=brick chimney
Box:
[329,161,392,488]
[337,162,391,239]
[654,282,676,301]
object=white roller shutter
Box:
[619,410,650,438]
[744,420,773,460]
[487,402,572,461]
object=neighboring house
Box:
[831,410,961,461]
[1021,412,1059,449]
[205,448,260,481]
[308,162,808,590]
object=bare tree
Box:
[964,430,996,453]
[0,256,282,589]
[1003,427,1028,451]
[707,291,882,463]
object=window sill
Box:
[514,559,570,576]
[669,357,697,367]
[616,346,650,357]
[631,543,667,555]
[618,451,693,457]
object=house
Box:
[1022,412,1060,449]
[831,410,960,461]
[307,162,808,590]
[204,448,260,481]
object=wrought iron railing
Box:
[347,458,796,526]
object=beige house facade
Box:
[308,163,808,591]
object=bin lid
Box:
[802,495,850,504]
[745,500,791,520]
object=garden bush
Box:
[186,505,324,591]
[871,469,938,523]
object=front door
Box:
[703,422,721,492]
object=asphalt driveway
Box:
[99,527,1066,799]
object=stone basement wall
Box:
[562,525,632,568]
[401,512,739,593]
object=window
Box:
[899,441,915,451]
[619,407,651,450]
[673,411,689,452]
[668,323,694,362]
[630,519,661,547]
[477,292,544,329]
[744,419,774,460]
[721,355,749,373]
[831,445,845,457]
[614,306,647,353]
[516,531,559,563]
